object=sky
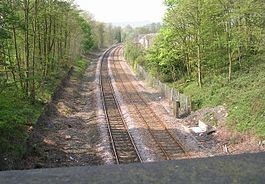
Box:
[74,0,166,24]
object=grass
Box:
[0,58,90,169]
[176,62,265,138]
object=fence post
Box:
[185,97,189,114]
[188,96,192,114]
[173,100,180,118]
[164,84,167,97]
[170,88,174,102]
[177,91,180,101]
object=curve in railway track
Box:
[99,47,142,164]
[110,46,187,160]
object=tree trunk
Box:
[24,0,30,96]
[7,42,17,84]
[12,25,24,90]
[196,0,202,88]
[30,0,38,102]
[226,21,232,82]
[197,44,202,88]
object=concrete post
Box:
[173,100,180,118]
[171,88,175,102]
[188,96,192,114]
[185,97,188,113]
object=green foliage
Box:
[79,17,94,53]
[0,0,99,168]
[91,21,122,49]
[0,56,89,168]
[0,89,42,161]
[146,28,188,82]
[75,59,88,77]
[135,0,265,137]
[124,41,145,67]
[180,62,265,137]
[146,0,265,86]
[0,0,95,101]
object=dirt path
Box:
[21,52,105,169]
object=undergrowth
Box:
[75,59,89,78]
[177,62,265,138]
[0,90,43,168]
[0,58,89,169]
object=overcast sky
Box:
[74,0,166,23]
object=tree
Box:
[0,0,95,101]
[144,0,264,86]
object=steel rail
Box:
[111,46,187,160]
[99,46,142,164]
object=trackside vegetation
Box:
[124,0,265,137]
[0,0,91,167]
[0,0,121,168]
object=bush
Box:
[0,90,43,164]
[181,62,265,138]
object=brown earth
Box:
[20,51,104,169]
[183,106,265,156]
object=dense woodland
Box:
[125,0,264,137]
[0,0,121,101]
[127,0,264,83]
[0,0,121,166]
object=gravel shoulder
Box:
[109,48,205,161]
[120,50,265,158]
[119,60,208,158]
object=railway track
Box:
[110,46,186,160]
[99,47,142,164]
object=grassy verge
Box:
[0,58,89,169]
[176,62,265,138]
